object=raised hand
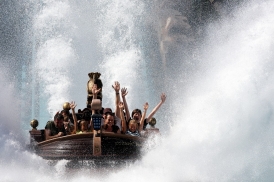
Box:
[112,81,120,93]
[70,101,77,110]
[161,93,167,103]
[144,102,149,110]
[121,87,128,97]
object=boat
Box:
[29,130,144,161]
[28,72,160,162]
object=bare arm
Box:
[70,101,78,133]
[146,93,167,122]
[121,87,130,122]
[91,84,101,114]
[112,81,121,118]
[139,102,148,132]
[119,102,127,134]
[45,129,64,140]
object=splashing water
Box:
[1,0,274,181]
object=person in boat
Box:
[70,101,92,134]
[61,109,75,134]
[63,117,73,134]
[119,101,148,136]
[118,86,166,129]
[44,112,66,140]
[102,112,121,133]
[110,81,123,129]
[102,108,121,129]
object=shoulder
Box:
[45,121,54,129]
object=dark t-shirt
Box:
[45,121,66,136]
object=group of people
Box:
[44,81,166,140]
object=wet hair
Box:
[54,113,64,121]
[131,109,142,118]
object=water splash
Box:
[1,0,274,181]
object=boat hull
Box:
[32,133,144,161]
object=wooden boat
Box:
[28,72,160,162]
[29,130,145,161]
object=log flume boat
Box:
[28,72,160,165]
[28,130,145,161]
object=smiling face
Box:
[129,122,137,132]
[132,109,142,122]
[105,114,114,127]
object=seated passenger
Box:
[102,113,120,133]
[45,112,66,140]
[70,101,92,134]
[64,117,73,135]
[119,102,148,137]
[130,93,166,129]
[77,120,89,133]
[102,108,121,129]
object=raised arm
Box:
[146,93,167,122]
[118,102,127,134]
[121,87,130,122]
[70,101,78,133]
[91,84,101,114]
[139,102,148,132]
[112,81,121,118]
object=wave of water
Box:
[1,0,274,181]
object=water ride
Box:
[28,72,160,162]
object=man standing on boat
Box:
[44,112,66,140]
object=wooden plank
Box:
[93,131,101,156]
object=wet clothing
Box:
[45,121,66,136]
[125,130,141,137]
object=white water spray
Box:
[1,0,274,181]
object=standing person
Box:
[45,112,66,140]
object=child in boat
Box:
[69,101,92,134]
[135,93,166,129]
[119,102,148,137]
[115,82,166,130]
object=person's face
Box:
[106,115,114,126]
[55,119,64,128]
[133,112,141,121]
[81,122,88,131]
[129,123,137,132]
[103,112,111,120]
